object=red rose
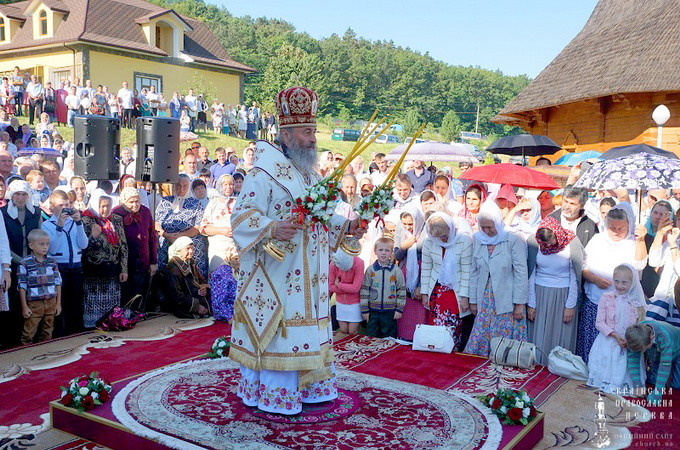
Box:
[61,393,73,406]
[530,406,537,417]
[82,395,95,410]
[491,398,502,410]
[99,389,110,402]
[363,204,369,210]
[507,408,523,421]
[306,196,313,202]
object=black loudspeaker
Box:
[73,115,120,180]
[135,117,181,183]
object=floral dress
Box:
[210,264,237,322]
[464,245,528,357]
[156,196,208,278]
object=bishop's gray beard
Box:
[285,143,318,179]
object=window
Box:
[134,73,162,94]
[155,26,161,48]
[39,10,47,36]
[0,18,5,42]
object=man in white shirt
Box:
[371,153,389,187]
[180,153,198,180]
[81,79,96,101]
[25,75,44,125]
[10,66,24,116]
[147,85,160,115]
[184,88,198,132]
[117,81,134,129]
[65,86,81,128]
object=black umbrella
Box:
[486,134,561,166]
[600,143,679,160]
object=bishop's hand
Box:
[273,217,303,241]
[349,219,367,239]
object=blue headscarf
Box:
[645,200,674,237]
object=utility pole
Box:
[475,102,480,134]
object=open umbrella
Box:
[554,150,602,166]
[458,163,560,190]
[600,143,678,160]
[487,134,561,166]
[384,142,476,163]
[18,147,63,158]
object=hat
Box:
[275,86,318,128]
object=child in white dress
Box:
[587,263,646,394]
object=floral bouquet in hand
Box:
[355,180,396,229]
[207,336,230,358]
[60,372,113,412]
[292,179,341,231]
[478,389,538,425]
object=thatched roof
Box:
[495,0,680,122]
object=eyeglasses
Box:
[335,157,343,161]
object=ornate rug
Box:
[112,358,503,450]
[251,389,360,424]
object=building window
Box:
[39,10,48,36]
[0,18,5,42]
[134,73,162,94]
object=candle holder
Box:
[263,239,286,262]
[340,233,362,256]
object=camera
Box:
[62,207,76,216]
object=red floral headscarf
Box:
[536,216,575,255]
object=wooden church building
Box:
[493,0,680,159]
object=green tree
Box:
[440,111,461,142]
[401,109,423,137]
[177,70,216,101]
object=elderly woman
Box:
[578,202,647,362]
[112,187,157,305]
[527,216,584,364]
[420,212,473,350]
[459,183,488,231]
[199,174,236,273]
[156,174,208,277]
[81,190,128,328]
[0,181,40,348]
[505,197,542,241]
[465,202,528,357]
[160,236,211,318]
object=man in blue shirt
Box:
[209,147,235,187]
[406,159,435,194]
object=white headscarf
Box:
[396,207,425,293]
[474,201,508,245]
[606,201,635,240]
[613,263,646,308]
[6,180,34,219]
[168,236,194,260]
[426,212,460,291]
[87,188,111,218]
[514,198,542,234]
[332,248,354,272]
[171,174,193,213]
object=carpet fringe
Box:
[455,391,504,450]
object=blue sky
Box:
[214,0,599,78]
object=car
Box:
[509,155,530,165]
[374,134,400,144]
[475,151,501,164]
[404,137,428,145]
[331,128,361,141]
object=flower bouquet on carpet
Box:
[59,372,113,412]
[264,111,394,261]
[478,388,539,425]
[207,336,230,358]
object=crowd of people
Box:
[1,68,275,137]
[0,78,678,407]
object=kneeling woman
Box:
[161,236,211,318]
[420,212,473,350]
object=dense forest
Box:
[1,0,531,137]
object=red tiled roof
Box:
[0,0,255,73]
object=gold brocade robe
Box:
[229,141,349,388]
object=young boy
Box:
[25,169,46,206]
[360,237,406,338]
[18,229,62,345]
[41,190,88,336]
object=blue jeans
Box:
[67,109,77,127]
[13,91,22,115]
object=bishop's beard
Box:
[285,142,318,178]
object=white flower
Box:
[522,393,530,402]
[500,406,507,414]
[0,423,44,440]
[523,407,530,418]
[79,387,89,396]
[61,391,67,398]
[310,192,318,201]
[514,401,524,409]
[75,396,82,401]
[92,392,99,399]
[218,341,227,348]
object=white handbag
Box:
[489,337,536,369]
[547,346,589,380]
[412,324,455,354]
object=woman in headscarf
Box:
[578,202,648,362]
[155,174,208,277]
[641,200,674,297]
[458,183,488,231]
[537,190,555,219]
[118,174,149,209]
[465,201,528,357]
[420,212,473,350]
[505,197,542,241]
[199,174,236,273]
[81,189,128,328]
[526,216,584,364]
[112,187,157,305]
[160,236,211,318]
[191,178,209,208]
[394,207,426,341]
[0,180,40,348]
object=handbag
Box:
[412,324,455,354]
[489,337,535,369]
[547,346,588,380]
[97,295,147,331]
